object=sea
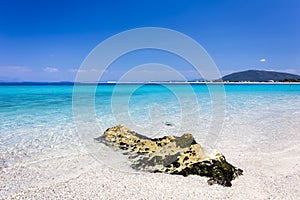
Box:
[1,83,300,169]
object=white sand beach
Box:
[1,137,300,199]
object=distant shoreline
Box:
[1,81,300,86]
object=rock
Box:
[97,125,243,187]
[164,122,174,127]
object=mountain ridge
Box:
[222,70,300,82]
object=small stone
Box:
[164,122,174,126]
[207,179,215,185]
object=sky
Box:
[0,0,300,81]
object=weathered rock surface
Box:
[97,125,243,187]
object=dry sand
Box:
[1,142,300,200]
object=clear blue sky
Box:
[0,0,299,81]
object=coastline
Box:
[1,81,300,86]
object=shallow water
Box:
[1,84,300,167]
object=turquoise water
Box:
[1,84,300,166]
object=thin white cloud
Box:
[118,64,188,82]
[44,67,59,73]
[68,68,107,73]
[0,66,31,72]
[90,68,98,72]
[260,58,266,62]
[68,68,78,73]
[68,68,88,73]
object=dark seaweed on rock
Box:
[99,125,243,187]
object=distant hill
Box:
[222,70,300,82]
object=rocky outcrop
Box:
[97,125,243,187]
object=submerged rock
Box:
[164,122,174,127]
[97,125,243,187]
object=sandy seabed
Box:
[1,141,300,200]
